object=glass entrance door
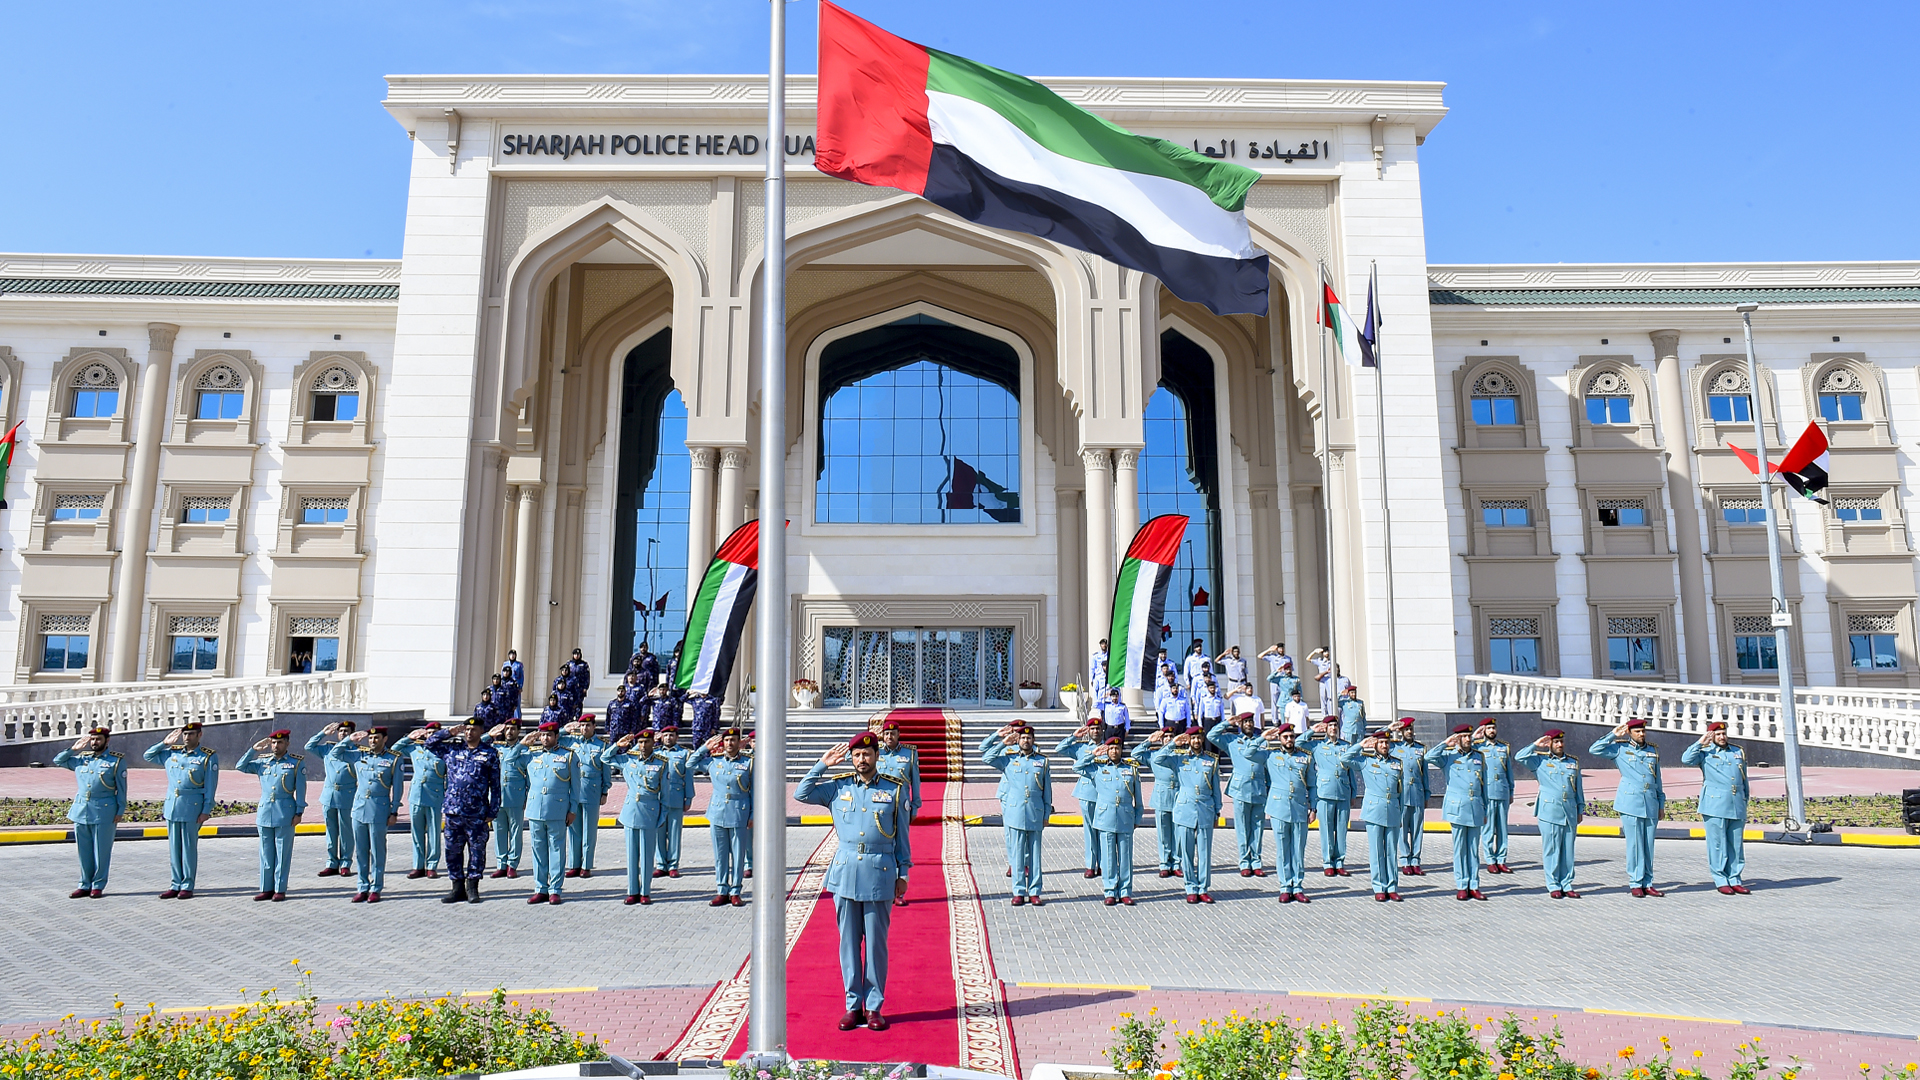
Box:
[820,626,1015,707]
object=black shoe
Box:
[467,878,482,904]
[442,879,469,904]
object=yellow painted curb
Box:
[798,815,833,825]
[1576,825,1625,837]
[1294,991,1433,1003]
[1836,831,1920,847]
[1584,1008,1740,1026]
[0,830,70,843]
[1016,982,1150,991]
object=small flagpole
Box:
[1738,304,1808,833]
[1370,261,1401,725]
[1317,263,1338,723]
[748,0,789,1059]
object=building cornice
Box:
[1428,261,1920,291]
[381,73,1449,134]
[0,254,400,285]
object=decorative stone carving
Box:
[1709,366,1750,394]
[1488,616,1539,637]
[312,366,358,392]
[195,364,243,391]
[1848,613,1899,634]
[168,615,220,636]
[290,616,341,637]
[1819,366,1861,393]
[1731,615,1773,635]
[71,363,119,388]
[39,614,90,635]
[1586,370,1628,395]
[1606,616,1658,636]
[1472,370,1516,396]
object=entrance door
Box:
[822,626,1015,707]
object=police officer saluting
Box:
[1474,717,1516,875]
[1389,718,1430,877]
[1343,730,1406,902]
[1301,718,1355,878]
[54,727,127,898]
[690,727,754,906]
[1514,729,1584,898]
[1259,723,1316,903]
[145,722,219,899]
[487,719,528,879]
[1207,710,1271,877]
[982,720,1053,905]
[392,723,447,880]
[411,716,502,903]
[603,727,668,905]
[305,720,358,877]
[1592,718,1665,897]
[797,731,912,1033]
[560,716,612,879]
[308,724,402,902]
[1074,735,1141,906]
[1426,724,1489,901]
[1682,721,1750,895]
[237,729,307,901]
[1053,722,1103,881]
[1157,722,1222,903]
[520,721,584,904]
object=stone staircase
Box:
[771,707,1088,781]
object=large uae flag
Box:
[674,520,765,696]
[815,1,1269,316]
[1106,514,1189,691]
[0,422,22,509]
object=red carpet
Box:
[883,705,955,784]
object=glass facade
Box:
[610,331,691,670]
[1143,331,1224,658]
[820,624,1013,707]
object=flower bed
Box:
[1581,795,1903,828]
[1,797,257,828]
[0,967,599,1079]
[1106,1001,1920,1080]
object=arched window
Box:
[1469,369,1521,426]
[1143,330,1223,657]
[816,314,1021,525]
[69,361,120,418]
[610,330,690,666]
[1584,369,1635,425]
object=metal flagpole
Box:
[1369,261,1400,724]
[1737,304,1808,832]
[748,0,789,1058]
[1317,263,1338,723]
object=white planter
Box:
[792,687,820,709]
[747,691,758,713]
[1018,687,1043,709]
[1059,690,1083,714]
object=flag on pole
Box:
[1357,264,1381,369]
[674,520,767,695]
[1319,276,1362,367]
[0,422,20,509]
[654,592,670,614]
[815,1,1268,316]
[1729,421,1831,505]
[1105,514,1189,691]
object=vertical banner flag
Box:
[0,423,20,509]
[1106,514,1190,691]
[675,520,769,695]
[1358,264,1381,369]
[814,1,1268,316]
[1320,274,1361,366]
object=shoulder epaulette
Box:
[106,750,124,759]
[289,753,304,761]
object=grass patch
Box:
[0,797,257,827]
[1582,794,1904,828]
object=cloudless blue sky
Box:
[2,1,1913,264]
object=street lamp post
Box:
[1737,303,1808,832]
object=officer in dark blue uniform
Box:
[413,717,502,903]
[565,648,593,711]
[687,690,723,746]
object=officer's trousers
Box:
[1482,799,1511,866]
[1364,822,1400,894]
[527,817,567,895]
[494,799,525,867]
[73,822,114,890]
[1539,821,1576,892]
[1448,824,1481,891]
[1174,823,1213,894]
[257,824,295,894]
[1269,817,1309,891]
[712,823,750,895]
[1095,827,1133,898]
[1005,826,1043,897]
[444,816,490,880]
[410,806,443,870]
[1621,814,1656,888]
[351,820,388,893]
[1703,815,1746,886]
[1154,809,1177,869]
[1078,799,1101,870]
[654,811,684,871]
[1399,801,1426,865]
[834,896,893,1011]
[323,806,354,869]
[1316,798,1350,867]
[568,804,601,869]
[1231,798,1265,869]
[622,817,660,898]
[166,821,202,890]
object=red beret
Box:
[1396,717,1416,728]
[1274,724,1295,734]
[1542,728,1565,739]
[183,722,204,731]
[1102,735,1123,746]
[848,732,878,750]
[880,719,901,731]
[1186,722,1207,734]
[582,713,595,722]
[422,722,440,730]
[1706,721,1727,732]
[1476,716,1497,727]
[1626,718,1649,729]
[269,729,291,739]
[657,722,678,732]
[1452,723,1474,734]
[336,720,356,732]
[88,727,111,737]
[537,722,560,731]
[370,726,390,735]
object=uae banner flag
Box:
[1105,514,1189,691]
[0,422,20,509]
[1729,421,1831,505]
[815,1,1268,316]
[674,520,765,696]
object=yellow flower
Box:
[1695,1051,1705,1059]
[1620,1047,1637,1059]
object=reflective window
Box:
[196,390,244,420]
[1850,633,1899,670]
[170,635,219,672]
[1142,331,1223,658]
[612,331,691,666]
[52,506,101,522]
[312,392,360,422]
[183,504,230,524]
[1598,501,1646,526]
[1708,394,1751,423]
[1586,395,1633,424]
[70,388,117,418]
[1489,637,1540,673]
[1722,500,1765,525]
[1819,393,1864,422]
[42,634,89,670]
[1470,396,1518,425]
[1734,634,1778,671]
[1608,635,1660,672]
[1836,504,1884,522]
[1481,502,1530,527]
[816,316,1020,525]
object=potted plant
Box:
[792,678,821,709]
[1058,682,1082,714]
[1017,679,1044,709]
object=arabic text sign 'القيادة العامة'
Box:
[495,130,1334,165]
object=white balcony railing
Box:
[1459,673,1919,761]
[0,672,369,746]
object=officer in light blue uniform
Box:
[143,722,220,899]
[1194,679,1227,729]
[1474,717,1516,874]
[1131,726,1182,877]
[53,727,128,898]
[1341,731,1406,901]
[1514,728,1585,897]
[560,716,612,878]
[1053,724,1103,880]
[1157,683,1191,732]
[521,721,584,904]
[487,719,528,879]
[1301,720,1356,877]
[1207,711,1271,876]
[1100,688,1132,735]
[1425,724,1489,900]
[1156,723,1223,902]
[1388,718,1431,876]
[1337,686,1367,744]
[796,731,913,1033]
[1089,639,1109,686]
[1074,735,1141,905]
[874,719,923,818]
[1591,719,1666,897]
[1681,721,1750,894]
[237,729,307,901]
[314,725,401,902]
[602,727,668,904]
[305,720,358,877]
[981,721,1053,904]
[653,723,694,877]
[1259,724,1317,903]
[392,722,448,880]
[691,728,754,905]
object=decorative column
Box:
[1112,447,1141,555]
[109,322,178,682]
[715,446,749,537]
[495,482,519,667]
[686,446,718,609]
[511,485,541,664]
[1652,329,1712,683]
[1082,449,1114,676]
[1056,488,1084,688]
